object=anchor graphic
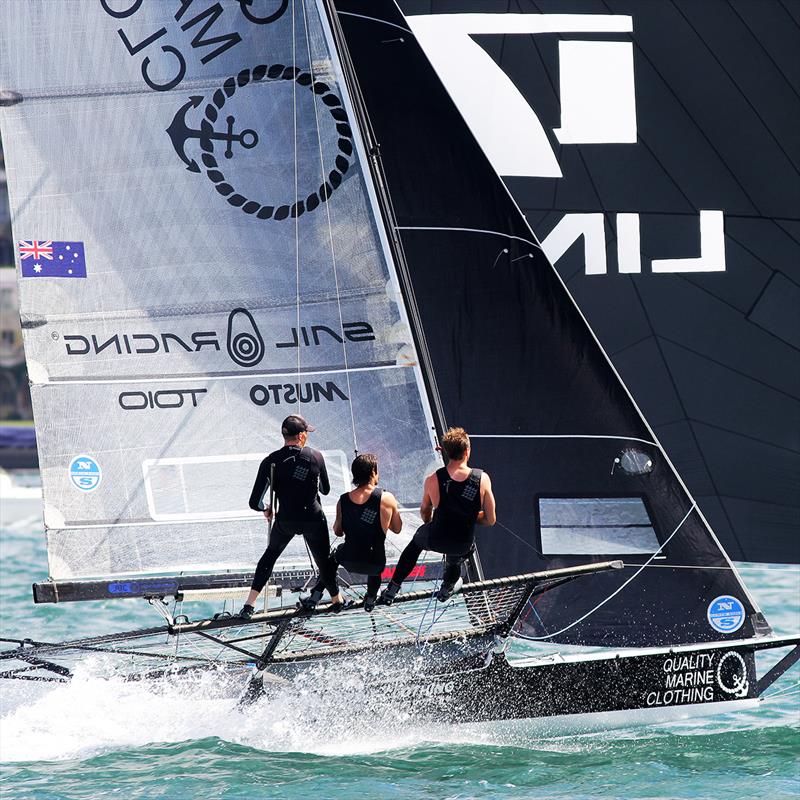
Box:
[166,96,258,174]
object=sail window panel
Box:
[539,497,659,555]
[143,451,350,521]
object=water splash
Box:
[0,653,487,764]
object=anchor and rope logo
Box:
[166,65,354,220]
[716,651,749,698]
[167,96,259,173]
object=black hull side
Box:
[268,636,797,724]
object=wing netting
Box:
[0,580,533,680]
[0,564,620,681]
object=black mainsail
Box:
[333,0,771,647]
[395,0,800,566]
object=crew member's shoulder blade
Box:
[304,445,324,461]
[265,446,286,463]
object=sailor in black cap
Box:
[239,415,343,618]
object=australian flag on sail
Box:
[19,241,86,278]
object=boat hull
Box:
[262,635,796,725]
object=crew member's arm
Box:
[249,456,274,520]
[332,499,344,537]
[317,452,331,496]
[382,491,403,533]
[419,473,436,524]
[477,472,496,526]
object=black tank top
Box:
[428,467,483,554]
[337,487,386,574]
[273,446,323,520]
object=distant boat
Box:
[0,0,796,728]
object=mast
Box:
[316,0,485,581]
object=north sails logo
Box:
[166,66,354,220]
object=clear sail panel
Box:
[1,1,439,581]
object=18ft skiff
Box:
[0,0,796,726]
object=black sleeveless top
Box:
[337,487,386,575]
[428,467,483,554]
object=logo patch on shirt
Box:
[461,483,478,501]
[292,465,309,481]
[360,507,378,525]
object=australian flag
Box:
[19,241,86,278]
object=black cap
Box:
[281,414,315,437]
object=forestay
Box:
[0,1,439,582]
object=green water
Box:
[1,497,798,799]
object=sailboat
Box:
[0,0,797,726]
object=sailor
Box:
[238,415,343,619]
[304,453,402,612]
[379,427,496,605]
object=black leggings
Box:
[391,523,469,587]
[311,547,383,597]
[251,517,339,596]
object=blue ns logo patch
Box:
[69,455,102,493]
[707,595,745,634]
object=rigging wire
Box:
[522,503,697,641]
[301,0,358,456]
[292,0,316,580]
[761,681,800,702]
[293,0,301,416]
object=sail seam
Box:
[46,362,411,385]
[50,503,425,531]
[470,434,658,446]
